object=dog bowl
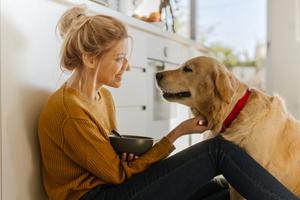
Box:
[109,135,154,156]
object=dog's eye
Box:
[183,66,193,72]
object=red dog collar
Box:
[221,88,252,133]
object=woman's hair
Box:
[57,6,128,71]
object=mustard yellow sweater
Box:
[38,82,175,200]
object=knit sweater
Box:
[38,82,175,200]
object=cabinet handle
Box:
[117,105,147,111]
[156,64,165,71]
[163,46,168,58]
[131,66,147,73]
[89,0,109,6]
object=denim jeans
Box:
[80,136,299,200]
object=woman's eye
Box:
[183,66,193,72]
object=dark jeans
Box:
[80,136,299,200]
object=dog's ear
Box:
[214,69,235,104]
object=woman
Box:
[38,6,299,200]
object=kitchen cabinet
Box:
[115,106,148,136]
[112,28,203,149]
[127,27,148,68]
[146,34,188,65]
[110,66,147,107]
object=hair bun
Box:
[57,6,86,39]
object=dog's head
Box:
[156,56,239,131]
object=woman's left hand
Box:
[121,152,139,161]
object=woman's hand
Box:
[121,152,139,162]
[166,115,209,143]
[175,115,208,135]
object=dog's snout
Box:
[156,72,164,81]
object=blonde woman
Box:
[38,6,298,200]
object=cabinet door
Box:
[116,106,147,136]
[127,27,147,68]
[110,66,147,107]
[146,34,190,64]
[146,34,169,61]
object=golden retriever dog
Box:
[155,56,300,199]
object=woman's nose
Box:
[125,63,130,71]
[123,59,130,71]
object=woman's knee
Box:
[205,135,244,166]
[207,135,241,152]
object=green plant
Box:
[206,42,262,70]
[198,28,264,70]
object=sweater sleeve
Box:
[62,118,175,184]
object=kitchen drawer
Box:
[146,34,188,64]
[146,34,168,62]
[110,66,147,107]
[116,106,147,136]
[127,27,147,68]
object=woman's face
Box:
[96,39,129,88]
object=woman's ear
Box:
[82,53,97,69]
[214,69,234,104]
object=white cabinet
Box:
[110,27,149,136]
[166,39,189,64]
[127,27,147,68]
[109,28,148,134]
[111,26,204,151]
[116,106,148,136]
[146,34,189,65]
[110,67,147,107]
[146,34,168,61]
[145,59,179,139]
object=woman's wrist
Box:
[165,128,182,143]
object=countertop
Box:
[56,0,206,52]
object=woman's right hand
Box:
[166,116,209,143]
[121,152,139,162]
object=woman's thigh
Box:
[81,135,299,200]
[82,137,220,200]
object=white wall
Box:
[1,0,71,199]
[266,0,300,119]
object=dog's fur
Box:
[156,56,300,199]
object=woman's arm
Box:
[166,116,208,143]
[62,117,175,183]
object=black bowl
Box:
[109,135,154,156]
